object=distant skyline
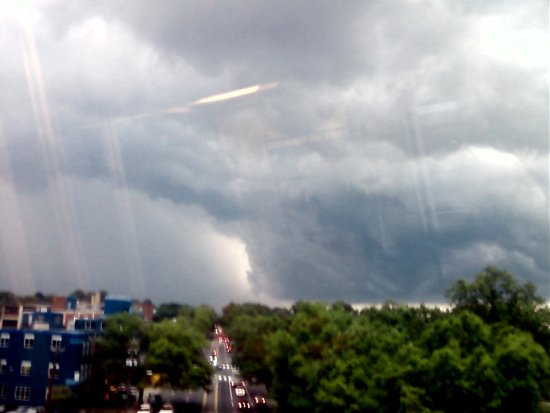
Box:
[0,0,547,306]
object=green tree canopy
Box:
[446,266,550,350]
[94,313,148,386]
[153,302,184,321]
[447,267,544,319]
[177,304,218,335]
[146,320,212,390]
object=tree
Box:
[178,304,218,336]
[447,267,544,319]
[146,320,211,390]
[93,313,148,388]
[220,302,281,327]
[225,314,283,386]
[494,330,550,412]
[414,311,550,413]
[446,266,550,350]
[331,300,356,314]
[153,302,184,321]
[0,291,17,304]
[70,289,87,300]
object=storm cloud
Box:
[0,0,547,305]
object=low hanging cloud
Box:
[0,0,547,305]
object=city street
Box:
[202,339,244,413]
[143,337,250,413]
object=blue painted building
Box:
[0,294,151,409]
[66,297,78,311]
[21,311,64,330]
[73,319,104,334]
[0,329,92,407]
[104,297,132,316]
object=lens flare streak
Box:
[20,21,90,289]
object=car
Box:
[234,387,246,397]
[236,399,251,410]
[247,383,269,410]
[209,354,218,367]
[252,395,266,405]
[230,379,245,388]
[137,403,151,413]
[158,403,173,413]
[10,408,44,413]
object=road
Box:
[145,336,259,413]
[202,339,252,413]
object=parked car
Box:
[137,403,151,413]
[159,403,173,413]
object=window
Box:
[81,341,89,356]
[51,335,62,351]
[0,333,9,348]
[0,360,5,374]
[20,361,31,376]
[73,371,80,383]
[48,363,59,379]
[14,386,30,401]
[24,333,34,349]
[81,364,89,380]
[0,383,6,399]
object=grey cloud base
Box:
[0,0,547,304]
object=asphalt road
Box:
[203,339,248,413]
[145,334,266,413]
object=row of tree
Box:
[220,267,550,413]
[79,304,218,405]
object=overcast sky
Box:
[0,0,547,307]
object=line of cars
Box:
[0,407,44,413]
[214,325,233,353]
[231,380,268,412]
[137,402,173,413]
[214,325,270,412]
[138,401,174,413]
[137,393,174,413]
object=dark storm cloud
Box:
[39,0,548,153]
[41,0,372,85]
[238,143,548,302]
[0,0,547,304]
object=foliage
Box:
[447,266,544,319]
[153,302,185,321]
[221,302,288,327]
[146,319,212,389]
[50,385,76,401]
[222,303,291,386]
[220,269,550,412]
[177,304,218,336]
[447,266,550,351]
[0,291,18,304]
[93,313,148,387]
